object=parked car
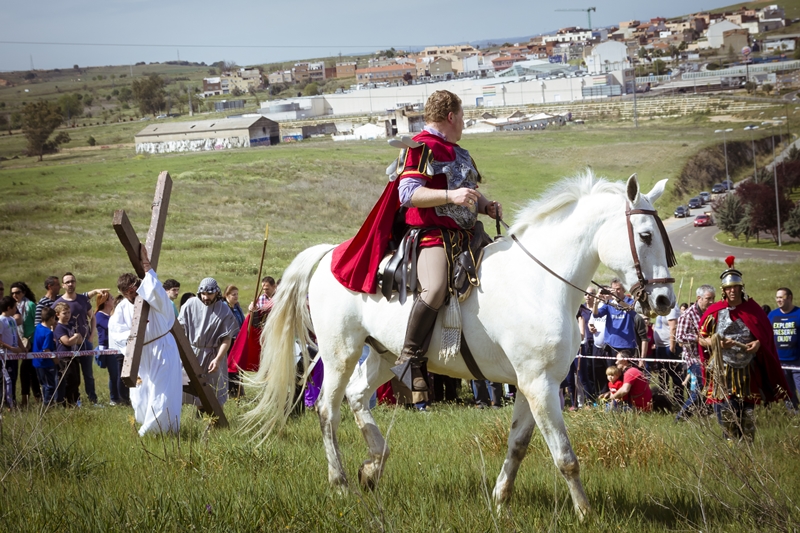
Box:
[674,205,689,218]
[688,197,702,209]
[694,214,713,227]
[711,183,726,194]
[722,180,734,190]
[699,191,711,204]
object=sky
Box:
[0,0,733,72]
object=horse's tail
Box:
[240,243,335,443]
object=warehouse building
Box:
[135,116,280,154]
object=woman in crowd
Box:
[11,281,40,407]
[95,291,123,405]
[224,284,245,398]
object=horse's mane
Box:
[510,169,626,235]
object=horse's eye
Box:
[639,232,652,246]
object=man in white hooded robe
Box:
[109,246,182,436]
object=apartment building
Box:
[355,64,415,83]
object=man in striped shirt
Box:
[675,284,716,419]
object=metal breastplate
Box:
[717,307,756,369]
[433,145,479,229]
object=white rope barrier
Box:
[576,354,800,371]
[1,350,121,361]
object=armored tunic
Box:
[699,297,789,404]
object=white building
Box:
[585,41,631,75]
[706,20,743,49]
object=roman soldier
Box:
[698,256,789,440]
[330,90,502,392]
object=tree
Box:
[57,93,84,125]
[87,135,97,147]
[714,193,745,237]
[785,204,800,239]
[117,86,132,103]
[744,81,757,94]
[303,82,319,96]
[21,100,64,161]
[24,72,36,80]
[231,86,244,97]
[736,180,795,242]
[762,83,773,94]
[735,204,757,242]
[132,74,166,116]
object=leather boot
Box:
[391,299,439,392]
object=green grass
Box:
[714,231,800,252]
[1,382,798,532]
[2,67,800,533]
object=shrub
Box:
[87,136,96,147]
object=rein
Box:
[494,205,676,312]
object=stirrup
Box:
[390,360,428,392]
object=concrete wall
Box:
[260,76,589,119]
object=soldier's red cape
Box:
[227,313,263,373]
[330,131,457,294]
[698,297,790,403]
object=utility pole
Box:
[188,86,193,116]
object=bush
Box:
[87,136,96,147]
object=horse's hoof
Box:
[358,462,377,491]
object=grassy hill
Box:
[1,118,797,308]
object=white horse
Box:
[243,172,676,518]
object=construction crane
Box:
[555,7,596,30]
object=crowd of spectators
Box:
[1,269,797,430]
[0,273,278,410]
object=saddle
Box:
[377,221,494,303]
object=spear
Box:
[250,223,269,325]
[675,277,684,306]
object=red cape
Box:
[329,131,460,294]
[227,313,262,373]
[699,297,789,403]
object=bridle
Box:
[624,208,676,308]
[495,204,676,312]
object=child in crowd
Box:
[599,365,625,409]
[32,307,58,405]
[1,296,25,408]
[53,302,83,406]
[676,361,703,421]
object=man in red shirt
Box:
[331,90,503,392]
[608,349,653,411]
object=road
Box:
[665,214,800,262]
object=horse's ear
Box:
[645,179,668,205]
[626,174,640,205]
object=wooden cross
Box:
[113,171,228,428]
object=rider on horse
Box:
[331,90,503,391]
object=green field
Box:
[1,118,797,304]
[1,384,798,532]
[2,119,800,532]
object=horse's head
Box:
[598,174,676,316]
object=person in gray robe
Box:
[179,278,239,407]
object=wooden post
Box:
[113,171,228,427]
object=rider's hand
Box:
[448,188,480,208]
[485,201,503,220]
